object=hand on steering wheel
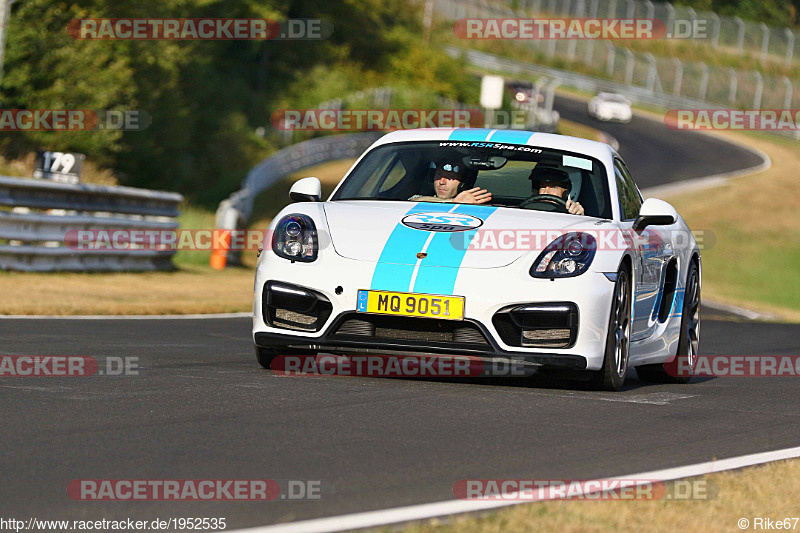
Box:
[519,194,569,213]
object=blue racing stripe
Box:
[411,204,498,296]
[487,130,536,145]
[448,129,495,142]
[370,203,454,292]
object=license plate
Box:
[356,290,464,321]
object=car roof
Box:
[371,128,616,161]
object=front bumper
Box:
[253,251,618,371]
[255,310,587,370]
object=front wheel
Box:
[637,261,700,384]
[590,265,632,391]
[255,346,318,369]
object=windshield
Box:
[331,141,613,219]
[600,94,629,103]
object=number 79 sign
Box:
[34,150,85,184]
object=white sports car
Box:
[253,128,701,390]
[588,93,633,123]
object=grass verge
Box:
[0,158,357,315]
[401,459,800,533]
[615,103,800,321]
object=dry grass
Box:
[402,459,800,533]
[0,158,358,316]
[0,267,255,315]
[623,108,800,321]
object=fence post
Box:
[672,58,683,96]
[606,42,616,77]
[625,0,635,18]
[606,0,617,18]
[567,0,585,61]
[585,39,595,66]
[785,29,795,67]
[728,68,738,105]
[699,62,708,101]
[544,78,561,114]
[624,48,634,85]
[588,0,598,18]
[734,17,745,52]
[710,13,720,47]
[534,76,550,112]
[644,0,654,20]
[753,71,763,110]
[760,23,770,63]
[665,3,674,35]
[645,53,658,92]
[782,77,792,109]
[547,34,557,59]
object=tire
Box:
[636,261,700,384]
[590,264,632,391]
[255,346,278,369]
[255,346,318,370]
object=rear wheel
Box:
[590,264,632,391]
[636,261,700,384]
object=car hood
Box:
[323,200,594,269]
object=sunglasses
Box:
[431,162,460,173]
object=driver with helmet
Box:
[410,162,492,205]
[524,165,585,215]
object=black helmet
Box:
[529,165,572,194]
[430,160,476,192]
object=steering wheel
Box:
[519,194,569,213]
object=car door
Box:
[614,158,663,341]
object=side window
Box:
[377,158,407,193]
[614,159,642,220]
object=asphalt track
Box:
[553,94,765,188]
[1,98,796,530]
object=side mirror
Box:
[633,198,678,231]
[289,177,321,202]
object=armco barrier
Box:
[0,176,183,272]
[216,132,384,264]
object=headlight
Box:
[272,214,318,262]
[530,232,596,278]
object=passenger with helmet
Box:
[410,162,492,204]
[522,165,585,215]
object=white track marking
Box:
[702,300,776,321]
[227,446,800,533]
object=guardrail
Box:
[216,132,384,264]
[0,176,183,272]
